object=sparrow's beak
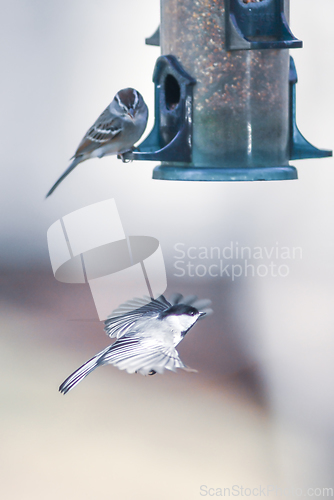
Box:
[199,311,206,317]
[127,109,135,120]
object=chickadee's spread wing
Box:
[100,335,196,375]
[108,295,171,317]
[60,334,195,394]
[74,108,122,157]
[104,295,172,339]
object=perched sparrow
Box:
[59,294,212,394]
[46,88,148,197]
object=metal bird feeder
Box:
[125,0,332,181]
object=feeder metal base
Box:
[153,165,298,182]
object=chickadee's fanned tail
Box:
[59,345,110,395]
[46,156,84,198]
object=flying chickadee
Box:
[59,294,212,395]
[46,88,148,197]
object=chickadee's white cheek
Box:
[177,316,197,331]
[183,317,197,330]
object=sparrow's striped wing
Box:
[74,107,122,157]
[104,295,172,339]
[100,334,196,375]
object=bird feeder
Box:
[125,0,331,181]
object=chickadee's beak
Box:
[199,311,206,317]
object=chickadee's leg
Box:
[134,369,156,376]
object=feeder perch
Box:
[145,26,160,46]
[124,0,332,181]
[225,0,302,50]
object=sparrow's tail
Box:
[46,156,84,198]
[59,345,110,395]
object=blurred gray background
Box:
[1,0,333,499]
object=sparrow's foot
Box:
[118,148,136,163]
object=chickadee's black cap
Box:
[160,304,199,318]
